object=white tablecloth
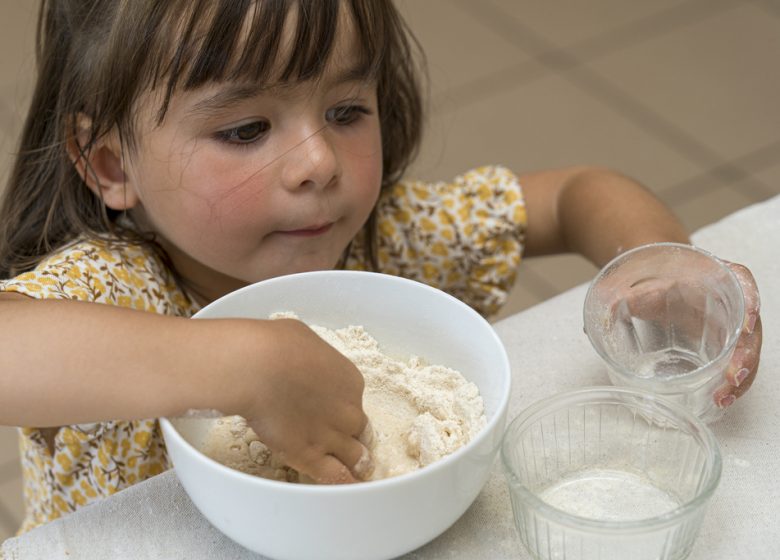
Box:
[3,195,779,560]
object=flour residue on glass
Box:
[632,347,708,379]
[539,469,680,521]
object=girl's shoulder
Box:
[381,165,524,211]
[375,164,526,247]
[0,237,197,316]
[360,165,527,317]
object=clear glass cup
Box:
[583,243,745,423]
[501,387,722,560]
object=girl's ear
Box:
[66,114,140,210]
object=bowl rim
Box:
[500,385,722,534]
[162,269,512,493]
[582,242,745,388]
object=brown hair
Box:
[0,0,425,278]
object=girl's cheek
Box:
[344,126,382,175]
[176,150,277,209]
[214,179,275,225]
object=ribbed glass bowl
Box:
[501,387,721,560]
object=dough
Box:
[198,317,486,482]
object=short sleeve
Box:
[0,239,196,316]
[370,165,527,317]
[0,239,193,532]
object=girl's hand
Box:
[237,318,373,484]
[596,256,762,410]
[713,262,762,409]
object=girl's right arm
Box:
[0,292,370,483]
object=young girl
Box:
[0,0,762,534]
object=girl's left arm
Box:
[519,165,761,406]
[520,165,690,265]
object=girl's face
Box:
[122,26,382,303]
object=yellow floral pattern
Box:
[347,165,527,316]
[0,165,525,533]
[0,242,196,534]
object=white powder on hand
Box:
[199,415,300,482]
[198,315,486,482]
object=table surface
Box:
[3,195,779,560]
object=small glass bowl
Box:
[501,387,721,560]
[583,243,745,423]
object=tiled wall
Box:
[1,0,778,541]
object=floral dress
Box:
[0,165,526,533]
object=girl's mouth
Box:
[276,222,334,237]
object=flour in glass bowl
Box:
[198,313,487,482]
[539,469,681,521]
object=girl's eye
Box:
[216,120,270,144]
[326,105,371,126]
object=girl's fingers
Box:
[276,445,358,485]
[283,425,375,484]
[714,316,762,407]
[352,444,374,480]
[725,262,760,334]
[358,418,375,448]
[612,277,673,320]
[327,431,375,481]
[713,261,762,408]
[307,454,358,485]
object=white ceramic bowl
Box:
[160,270,511,560]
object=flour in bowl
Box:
[198,315,487,482]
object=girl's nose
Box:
[280,129,340,191]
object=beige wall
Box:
[0,1,37,198]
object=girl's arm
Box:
[0,292,370,482]
[519,165,761,406]
[520,166,690,265]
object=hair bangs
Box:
[146,0,388,124]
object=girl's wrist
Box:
[149,318,258,420]
[192,318,276,420]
